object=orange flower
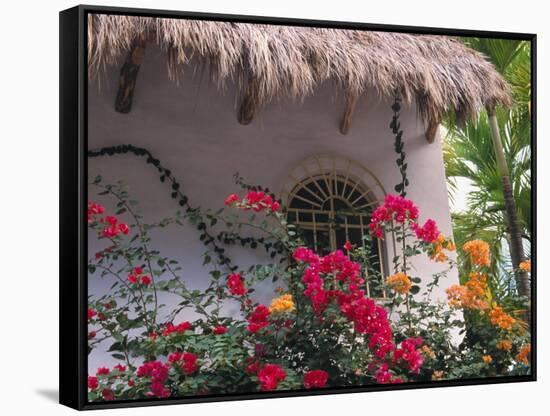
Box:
[482,355,493,364]
[519,260,531,272]
[445,272,489,310]
[463,240,491,267]
[489,305,516,331]
[446,240,456,251]
[422,345,436,359]
[516,344,531,365]
[496,340,513,351]
[429,234,455,263]
[432,370,444,381]
[386,272,412,294]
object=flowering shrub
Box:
[87,179,531,402]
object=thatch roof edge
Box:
[87,15,512,121]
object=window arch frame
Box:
[281,154,394,298]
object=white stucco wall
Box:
[87,45,460,371]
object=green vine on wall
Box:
[390,93,409,197]
[87,145,286,271]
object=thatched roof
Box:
[88,14,512,122]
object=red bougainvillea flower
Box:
[118,223,129,235]
[101,225,119,238]
[213,326,227,335]
[149,380,171,398]
[373,363,403,384]
[303,370,329,389]
[87,202,105,223]
[224,193,240,206]
[412,219,440,243]
[113,364,126,372]
[293,247,395,360]
[168,352,199,375]
[162,321,192,336]
[102,388,115,401]
[137,361,170,398]
[245,357,260,375]
[88,331,96,340]
[227,273,247,296]
[343,240,353,251]
[128,380,135,387]
[128,267,151,285]
[96,367,110,376]
[224,191,281,213]
[257,364,286,391]
[182,353,198,375]
[88,308,97,320]
[87,376,98,390]
[247,305,270,333]
[98,215,129,239]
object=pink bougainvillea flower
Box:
[412,219,440,243]
[87,376,98,390]
[303,370,329,389]
[292,247,319,264]
[257,364,286,391]
[392,337,424,374]
[227,273,247,296]
[343,240,353,251]
[213,326,227,335]
[369,194,419,238]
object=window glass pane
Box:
[287,171,386,296]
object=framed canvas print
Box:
[59,4,536,410]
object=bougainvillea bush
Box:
[87,178,531,402]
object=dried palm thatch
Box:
[88,14,511,122]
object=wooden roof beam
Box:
[425,118,440,143]
[339,93,358,135]
[115,37,146,114]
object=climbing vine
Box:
[87,145,287,271]
[390,93,408,197]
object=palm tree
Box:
[444,39,531,299]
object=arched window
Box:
[281,155,388,297]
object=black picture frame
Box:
[59,4,537,410]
